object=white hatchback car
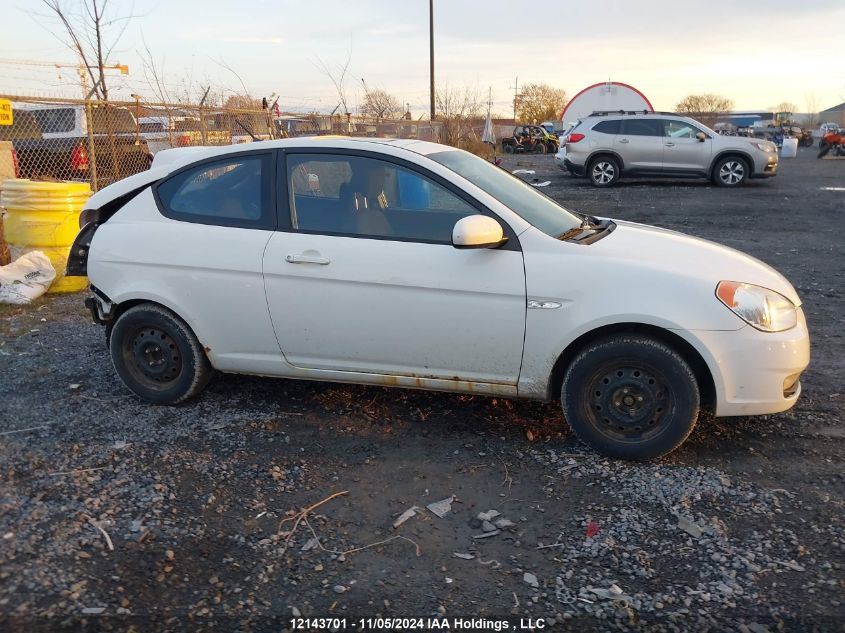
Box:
[68,138,810,459]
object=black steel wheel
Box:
[109,303,212,404]
[561,335,700,460]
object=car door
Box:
[262,150,527,385]
[663,119,712,173]
[616,118,665,171]
[133,150,281,371]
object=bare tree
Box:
[40,0,136,100]
[773,101,799,115]
[675,94,734,127]
[140,38,174,104]
[360,88,402,122]
[223,95,263,110]
[316,51,353,121]
[515,83,567,123]
[435,84,482,148]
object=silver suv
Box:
[558,111,779,187]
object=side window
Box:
[30,108,75,134]
[287,154,478,243]
[156,153,272,228]
[622,119,664,136]
[593,119,621,134]
[665,120,703,139]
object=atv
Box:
[502,125,559,155]
[782,124,814,147]
[818,129,845,158]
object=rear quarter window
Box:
[155,153,274,230]
[592,120,621,134]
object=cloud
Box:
[220,36,283,45]
[178,27,282,45]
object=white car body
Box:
[77,138,809,435]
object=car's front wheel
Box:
[588,156,620,187]
[561,335,700,460]
[109,303,213,404]
[713,156,749,186]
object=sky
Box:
[2,0,843,117]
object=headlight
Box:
[753,142,776,153]
[716,281,797,332]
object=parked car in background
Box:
[68,138,809,460]
[819,122,841,144]
[0,109,38,180]
[560,111,779,187]
[11,103,152,185]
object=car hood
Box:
[602,220,801,305]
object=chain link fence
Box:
[0,94,280,191]
[0,94,490,194]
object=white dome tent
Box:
[561,82,653,128]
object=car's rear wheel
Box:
[713,156,749,186]
[503,144,514,154]
[561,335,700,460]
[817,142,830,158]
[534,143,546,155]
[109,303,213,404]
[588,156,619,187]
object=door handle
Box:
[618,138,629,143]
[286,254,330,265]
[665,142,675,147]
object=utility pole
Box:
[511,75,519,122]
[429,0,435,120]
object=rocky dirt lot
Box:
[0,147,843,632]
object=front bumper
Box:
[685,308,810,417]
[752,154,779,178]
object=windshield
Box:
[428,149,581,236]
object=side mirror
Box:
[452,215,507,249]
[696,132,707,142]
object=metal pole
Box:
[429,0,435,121]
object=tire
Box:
[817,142,830,158]
[561,335,700,460]
[109,303,213,405]
[503,144,514,154]
[712,156,749,187]
[588,156,620,187]
[534,143,546,155]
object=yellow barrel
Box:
[1,179,91,293]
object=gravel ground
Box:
[1,147,843,632]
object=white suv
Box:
[560,111,779,187]
[68,138,808,460]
